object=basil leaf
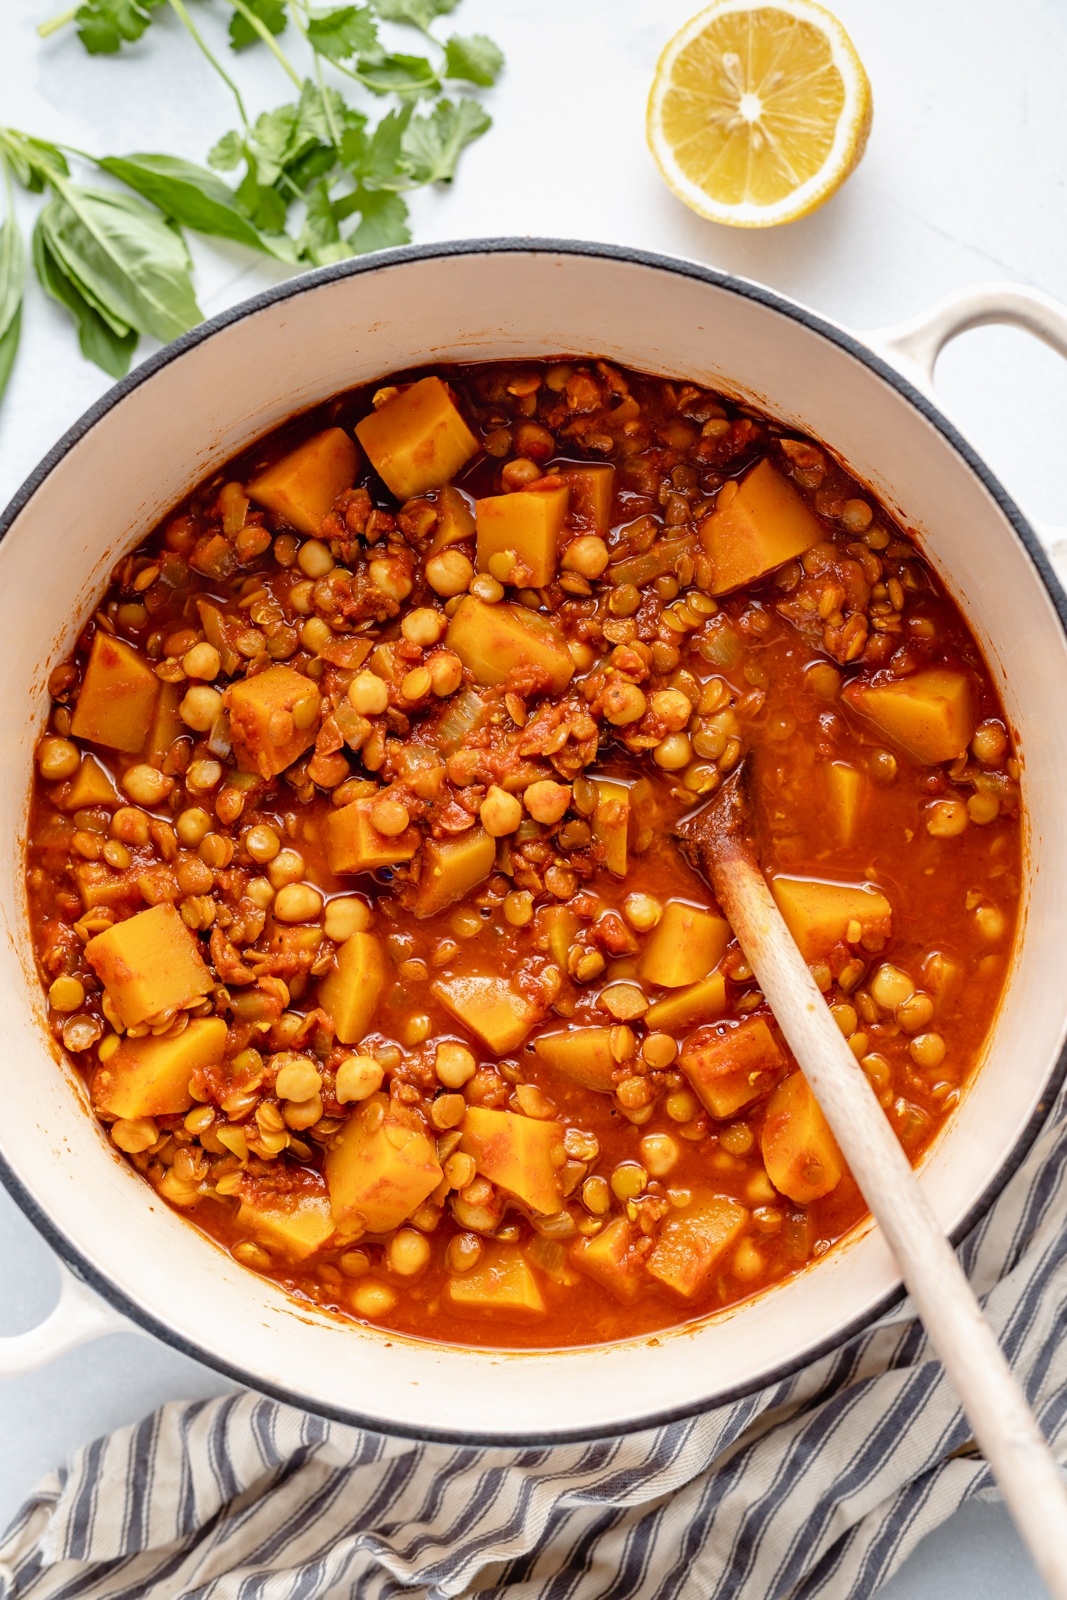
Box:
[32,216,137,378]
[43,183,202,344]
[348,188,410,253]
[228,0,287,51]
[354,50,440,98]
[371,0,458,28]
[0,129,69,193]
[97,152,295,259]
[0,210,25,402]
[74,0,165,54]
[443,33,503,87]
[400,97,489,184]
[306,5,378,64]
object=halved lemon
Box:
[647,0,873,228]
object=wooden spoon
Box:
[677,763,1067,1599]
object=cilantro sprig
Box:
[0,0,502,402]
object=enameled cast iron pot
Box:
[2,241,1067,1444]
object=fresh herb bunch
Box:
[0,0,502,402]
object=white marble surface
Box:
[1,0,1065,1591]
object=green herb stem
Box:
[166,0,252,129]
[229,0,302,89]
[36,6,78,40]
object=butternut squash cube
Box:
[432,973,536,1053]
[826,760,864,844]
[247,427,359,538]
[326,796,419,876]
[86,903,213,1027]
[237,1187,335,1262]
[761,1070,844,1203]
[447,1244,545,1317]
[843,668,976,765]
[326,1093,442,1233]
[91,1016,227,1120]
[647,1196,748,1298]
[318,931,389,1045]
[593,779,630,877]
[226,665,321,779]
[639,901,730,988]
[144,681,185,766]
[533,1026,617,1093]
[645,971,729,1031]
[475,480,569,587]
[71,632,161,754]
[570,1217,644,1303]
[445,596,574,695]
[681,1016,783,1119]
[429,484,476,551]
[355,376,478,499]
[414,826,495,919]
[557,462,614,533]
[459,1106,564,1214]
[771,876,892,961]
[62,755,121,811]
[699,458,824,595]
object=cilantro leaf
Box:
[370,0,458,28]
[74,0,165,54]
[228,0,287,52]
[207,130,245,173]
[297,181,350,265]
[348,189,410,253]
[354,50,439,98]
[306,5,378,64]
[343,105,413,188]
[443,33,503,87]
[235,170,289,234]
[400,97,489,184]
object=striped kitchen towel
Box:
[3,1079,1067,1600]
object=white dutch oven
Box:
[2,242,1067,1443]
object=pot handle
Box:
[867,282,1067,576]
[0,1261,137,1377]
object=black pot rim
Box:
[3,236,1065,1449]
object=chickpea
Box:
[49,975,85,1012]
[179,685,224,732]
[581,1175,611,1215]
[387,1228,431,1277]
[370,796,411,836]
[368,561,413,603]
[176,806,213,848]
[300,617,333,654]
[469,573,504,603]
[642,1033,677,1068]
[967,791,1000,825]
[653,733,693,771]
[351,1281,397,1318]
[186,759,223,792]
[401,607,446,647]
[37,736,80,781]
[602,680,646,726]
[289,579,315,615]
[339,1248,371,1278]
[268,848,306,888]
[841,498,873,532]
[610,1163,647,1201]
[925,798,968,838]
[972,720,1008,766]
[182,642,221,680]
[199,832,233,869]
[122,764,174,806]
[562,535,610,579]
[720,1123,754,1156]
[274,1056,322,1101]
[110,806,151,847]
[324,896,372,942]
[503,889,534,926]
[428,651,464,697]
[910,1032,947,1069]
[480,785,522,836]
[425,549,474,597]
[500,457,542,492]
[524,779,571,825]
[623,892,663,932]
[273,883,324,923]
[111,1117,159,1154]
[869,963,916,1010]
[247,878,275,910]
[348,671,389,716]
[975,902,1006,942]
[639,1133,680,1177]
[297,538,335,578]
[335,1054,385,1103]
[896,992,935,1033]
[649,689,693,732]
[732,1239,765,1282]
[665,1089,698,1123]
[446,1234,483,1273]
[244,824,281,863]
[436,1040,476,1088]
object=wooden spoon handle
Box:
[710,836,1067,1600]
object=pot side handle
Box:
[0,1261,137,1378]
[866,282,1067,579]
